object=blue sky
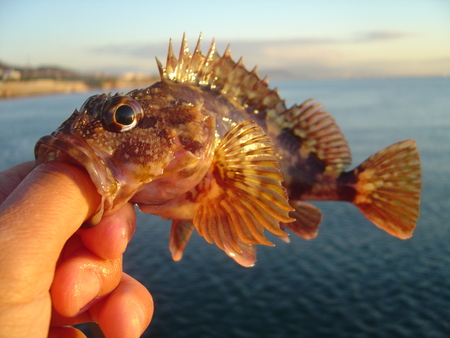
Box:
[1,0,449,79]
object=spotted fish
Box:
[35,35,422,267]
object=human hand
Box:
[0,161,153,338]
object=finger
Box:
[79,202,136,260]
[50,274,153,338]
[0,161,35,203]
[95,274,153,338]
[58,233,85,263]
[0,162,100,300]
[51,247,123,317]
[0,160,100,254]
[48,326,87,338]
[0,162,101,334]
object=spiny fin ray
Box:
[159,34,287,117]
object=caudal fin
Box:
[352,140,421,239]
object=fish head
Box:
[35,87,216,223]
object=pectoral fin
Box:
[193,121,294,266]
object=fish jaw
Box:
[35,132,139,224]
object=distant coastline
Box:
[0,61,158,99]
[0,78,158,99]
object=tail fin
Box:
[351,140,421,239]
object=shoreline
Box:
[0,78,158,99]
[2,75,446,100]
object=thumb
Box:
[0,161,101,335]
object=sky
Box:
[0,0,449,79]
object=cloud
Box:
[355,30,415,42]
[87,31,420,79]
[89,42,168,59]
[87,38,341,78]
[88,30,414,59]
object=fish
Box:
[35,34,422,267]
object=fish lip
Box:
[34,133,118,218]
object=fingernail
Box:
[127,215,136,242]
[132,302,147,335]
[76,270,101,312]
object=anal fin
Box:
[280,201,322,242]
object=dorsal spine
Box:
[156,34,287,117]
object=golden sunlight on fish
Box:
[35,34,422,267]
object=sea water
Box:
[0,77,449,337]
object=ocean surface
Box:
[0,77,449,337]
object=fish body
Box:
[35,35,421,267]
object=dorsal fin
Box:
[156,34,287,116]
[273,99,352,172]
[157,35,351,174]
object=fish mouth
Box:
[35,133,119,223]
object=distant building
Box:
[0,69,22,81]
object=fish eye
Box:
[101,96,144,132]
